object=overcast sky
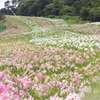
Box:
[0,0,11,9]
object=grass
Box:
[0,16,30,43]
[83,81,100,100]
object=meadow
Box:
[0,15,100,100]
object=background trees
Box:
[80,0,100,22]
[1,0,100,22]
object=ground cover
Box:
[0,41,100,100]
[0,16,100,100]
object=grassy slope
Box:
[0,15,30,43]
[0,15,100,100]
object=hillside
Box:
[0,16,100,100]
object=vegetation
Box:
[0,15,100,99]
[1,0,100,22]
[0,0,100,99]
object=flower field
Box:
[0,16,100,100]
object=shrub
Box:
[0,12,6,23]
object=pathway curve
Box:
[27,17,55,28]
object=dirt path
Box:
[27,17,55,29]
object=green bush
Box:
[47,15,55,18]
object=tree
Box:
[80,7,90,21]
[63,0,76,6]
[18,0,52,16]
[3,0,20,15]
[73,0,83,15]
[59,6,74,16]
[8,0,100,22]
[89,7,100,21]
[44,3,54,16]
[4,0,10,9]
[0,8,7,15]
[12,0,20,8]
[80,0,100,22]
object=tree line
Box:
[1,0,100,22]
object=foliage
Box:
[89,7,100,21]
[2,0,100,22]
[80,7,100,22]
[59,6,74,16]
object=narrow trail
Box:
[26,17,55,28]
[26,16,68,29]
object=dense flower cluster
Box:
[0,41,100,99]
[86,22,100,25]
[12,16,100,51]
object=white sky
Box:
[0,0,11,9]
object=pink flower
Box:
[20,76,31,89]
[85,73,89,75]
[65,93,77,100]
[13,92,19,98]
[50,93,63,100]
[92,76,99,82]
[0,87,7,93]
[76,80,80,84]
[0,82,9,93]
[2,96,9,100]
